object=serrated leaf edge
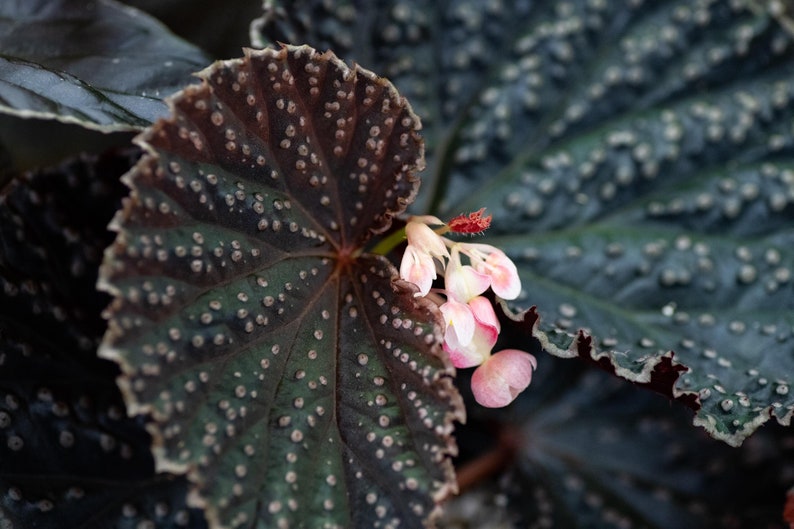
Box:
[692,409,773,448]
[499,302,794,447]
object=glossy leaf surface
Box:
[256,0,794,447]
[0,0,209,131]
[0,152,205,529]
[99,45,462,529]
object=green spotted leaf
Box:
[256,0,794,447]
[0,151,205,529]
[98,45,462,529]
[0,0,209,131]
[462,0,794,448]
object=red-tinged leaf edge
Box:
[497,299,791,447]
[494,302,701,415]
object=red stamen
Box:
[447,208,492,234]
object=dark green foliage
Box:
[124,0,263,59]
[252,0,536,212]
[0,0,209,131]
[256,0,794,447]
[0,152,205,528]
[98,45,463,528]
[453,357,794,529]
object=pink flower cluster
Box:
[399,215,537,408]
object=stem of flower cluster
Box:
[370,222,451,257]
[369,226,408,256]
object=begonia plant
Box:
[1,1,794,528]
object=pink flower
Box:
[399,245,437,297]
[465,244,521,300]
[405,218,448,260]
[395,212,537,408]
[444,246,491,302]
[471,349,537,408]
[442,296,499,369]
[399,218,449,297]
[439,297,475,346]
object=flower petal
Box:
[443,334,485,368]
[443,329,493,368]
[440,298,475,345]
[467,296,500,332]
[470,349,537,408]
[441,298,499,369]
[472,248,521,300]
[445,250,491,302]
[399,244,436,297]
[406,220,449,260]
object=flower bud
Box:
[471,349,537,408]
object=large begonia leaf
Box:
[98,45,463,529]
[0,151,206,528]
[256,1,794,446]
[0,0,209,131]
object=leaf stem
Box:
[455,424,522,493]
[370,226,407,256]
[370,222,449,256]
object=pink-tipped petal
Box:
[442,299,499,369]
[405,221,449,260]
[400,245,436,297]
[474,249,521,300]
[445,259,491,302]
[467,296,500,332]
[470,349,537,408]
[443,325,496,368]
[444,334,486,368]
[440,298,476,346]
